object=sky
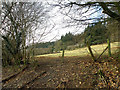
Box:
[40,0,108,43]
[1,0,105,43]
[36,0,88,43]
[40,9,86,42]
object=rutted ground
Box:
[2,56,120,89]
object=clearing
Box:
[36,42,120,57]
[2,42,120,89]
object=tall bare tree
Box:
[1,2,49,65]
[53,1,120,60]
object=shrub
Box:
[33,48,53,55]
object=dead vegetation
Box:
[2,56,120,89]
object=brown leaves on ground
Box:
[96,61,120,89]
[2,56,120,89]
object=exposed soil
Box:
[2,56,120,89]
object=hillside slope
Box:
[36,42,120,57]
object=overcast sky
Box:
[36,0,89,43]
[1,0,105,43]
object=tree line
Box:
[31,19,118,55]
[1,1,120,66]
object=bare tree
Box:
[53,1,120,60]
[54,1,120,23]
[1,2,50,65]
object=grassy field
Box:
[36,42,120,57]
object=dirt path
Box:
[2,56,120,89]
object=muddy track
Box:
[2,66,28,84]
[20,71,47,89]
[2,59,58,88]
[20,68,56,88]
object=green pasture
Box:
[36,42,120,57]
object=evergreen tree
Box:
[85,22,107,45]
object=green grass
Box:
[36,42,120,57]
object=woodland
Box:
[1,1,120,89]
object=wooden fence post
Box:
[96,46,108,61]
[87,42,96,62]
[62,49,65,62]
[107,38,111,57]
